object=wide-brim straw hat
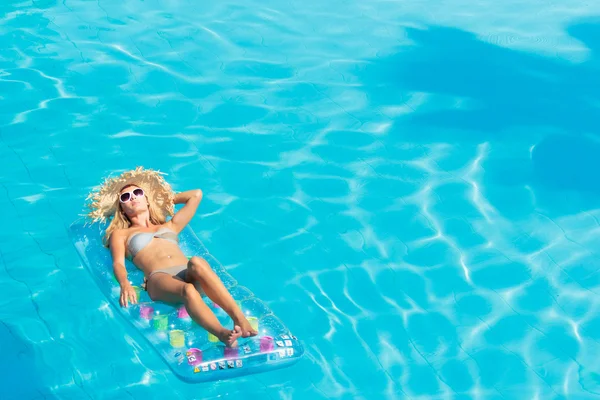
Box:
[86,166,175,224]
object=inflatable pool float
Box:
[68,219,304,383]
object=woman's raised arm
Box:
[170,189,203,232]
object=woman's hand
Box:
[120,283,138,308]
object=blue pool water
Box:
[2,0,600,398]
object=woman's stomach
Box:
[134,242,189,275]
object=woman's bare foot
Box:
[218,325,243,347]
[234,316,259,338]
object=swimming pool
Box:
[2,0,600,398]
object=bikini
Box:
[126,227,188,290]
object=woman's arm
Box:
[109,230,137,307]
[170,189,203,232]
[173,189,203,205]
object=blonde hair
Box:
[103,184,167,247]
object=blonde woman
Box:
[86,167,257,347]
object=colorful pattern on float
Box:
[68,219,304,383]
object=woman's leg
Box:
[186,256,258,338]
[146,273,242,346]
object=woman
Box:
[86,167,257,347]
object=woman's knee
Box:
[187,256,211,277]
[181,282,201,301]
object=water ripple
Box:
[2,0,600,398]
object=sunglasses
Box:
[119,188,144,203]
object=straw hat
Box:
[86,166,175,223]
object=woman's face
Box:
[118,185,148,216]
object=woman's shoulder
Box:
[111,227,134,240]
